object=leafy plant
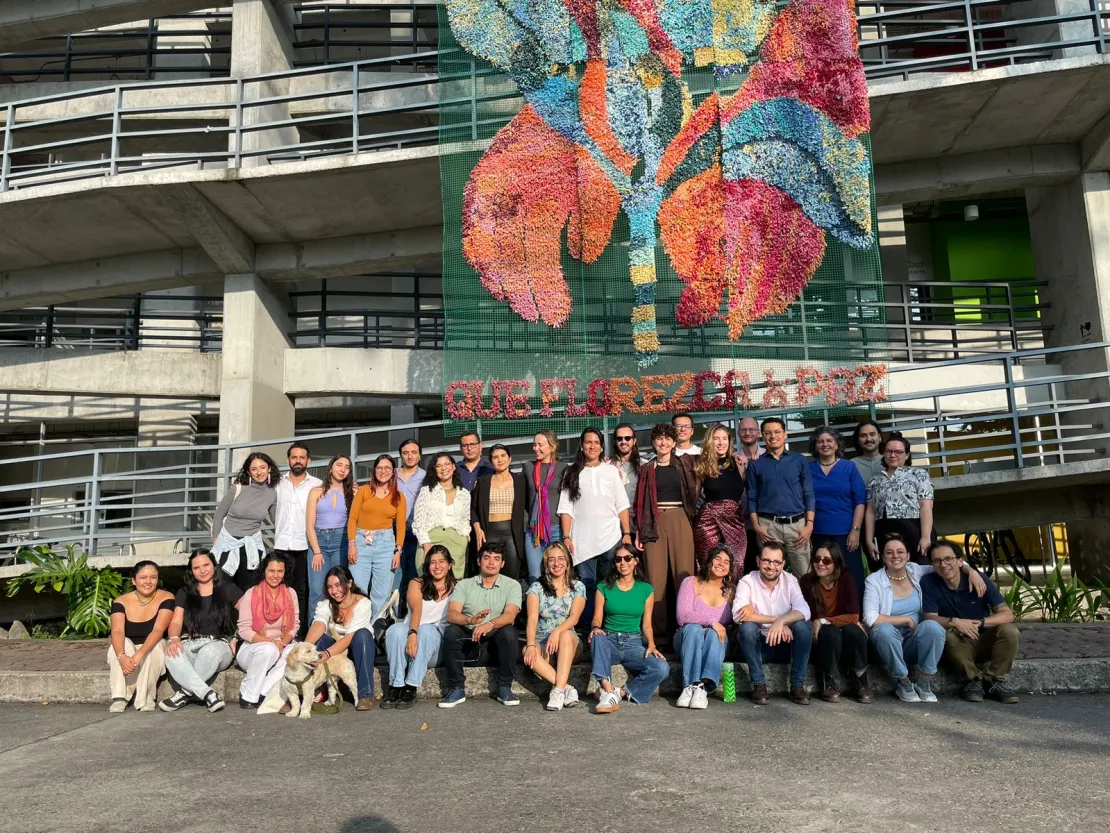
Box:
[6,544,125,637]
[1002,564,1110,623]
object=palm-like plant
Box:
[6,544,124,637]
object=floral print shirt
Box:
[868,466,934,519]
[526,580,586,643]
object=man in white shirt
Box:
[732,540,813,705]
[671,412,701,457]
[558,427,633,630]
[273,442,322,636]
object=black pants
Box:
[485,520,520,581]
[273,548,309,637]
[442,622,519,689]
[811,623,869,675]
[219,546,254,592]
[874,517,932,566]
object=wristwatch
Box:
[408,629,418,636]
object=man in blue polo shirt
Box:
[746,418,815,575]
[921,541,1020,704]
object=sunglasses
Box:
[614,555,636,563]
[616,436,635,442]
[813,557,835,566]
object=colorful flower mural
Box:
[449,0,873,367]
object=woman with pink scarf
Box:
[236,553,300,708]
[523,430,568,585]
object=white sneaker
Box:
[545,688,566,711]
[563,686,579,708]
[677,684,695,708]
[895,678,921,703]
[108,699,127,714]
[595,689,621,714]
[914,679,938,703]
[689,684,709,710]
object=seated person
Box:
[235,553,299,709]
[383,545,457,709]
[438,541,522,709]
[674,547,733,710]
[304,566,376,711]
[524,542,586,712]
[921,541,1020,704]
[107,560,175,713]
[732,540,812,705]
[588,545,669,714]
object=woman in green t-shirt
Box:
[588,545,670,713]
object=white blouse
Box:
[412,484,472,544]
[556,463,630,564]
[312,597,372,636]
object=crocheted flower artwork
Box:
[447,0,873,367]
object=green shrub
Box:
[1003,564,1110,623]
[6,545,125,638]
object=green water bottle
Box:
[722,662,737,703]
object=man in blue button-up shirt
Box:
[746,418,815,575]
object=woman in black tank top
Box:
[107,560,175,713]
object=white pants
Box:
[107,639,166,711]
[236,641,294,703]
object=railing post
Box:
[44,305,55,348]
[352,63,361,154]
[964,0,978,71]
[131,296,142,350]
[1,104,13,193]
[110,87,123,176]
[1003,356,1024,468]
[87,452,102,557]
[1007,282,1018,351]
[350,432,359,472]
[234,78,244,168]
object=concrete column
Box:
[153,14,214,80]
[1027,172,1110,582]
[219,273,294,471]
[131,401,199,555]
[388,403,416,455]
[1008,1,1099,59]
[878,204,908,284]
[229,0,299,167]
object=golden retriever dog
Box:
[280,641,358,719]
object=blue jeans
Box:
[385,622,443,688]
[351,527,396,620]
[870,620,946,679]
[524,521,562,585]
[674,623,727,690]
[316,629,375,699]
[576,540,620,630]
[736,620,813,687]
[590,631,670,704]
[309,527,346,616]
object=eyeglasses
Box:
[760,558,785,567]
[884,449,907,456]
[932,556,958,567]
[614,555,636,563]
[461,442,479,449]
[813,557,834,566]
[675,424,693,431]
[616,436,635,443]
[375,465,393,471]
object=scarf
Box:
[251,584,294,637]
[530,461,557,546]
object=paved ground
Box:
[1,695,1107,833]
[2,622,1108,672]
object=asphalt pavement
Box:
[1,694,1108,833]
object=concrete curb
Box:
[3,657,1109,705]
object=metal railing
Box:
[0,294,223,351]
[0,341,1105,564]
[291,2,439,69]
[289,277,444,349]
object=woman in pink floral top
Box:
[673,547,734,710]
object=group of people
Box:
[105,417,1021,714]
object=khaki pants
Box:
[760,517,811,575]
[107,639,167,711]
[642,507,695,638]
[943,623,1020,681]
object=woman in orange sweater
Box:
[348,454,406,621]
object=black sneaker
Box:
[397,686,417,710]
[203,691,226,713]
[380,686,402,709]
[988,679,1019,704]
[962,679,985,702]
[158,690,192,712]
[239,697,260,710]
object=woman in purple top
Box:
[673,547,734,710]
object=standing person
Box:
[396,439,427,611]
[808,426,867,606]
[438,541,522,709]
[412,453,471,580]
[305,455,355,619]
[674,547,733,710]
[471,444,528,581]
[799,543,871,703]
[107,561,175,713]
[738,416,764,576]
[235,553,299,709]
[672,412,701,457]
[524,542,586,711]
[305,566,376,710]
[211,452,279,591]
[457,431,494,492]
[159,549,243,714]
[864,433,935,566]
[693,424,748,577]
[524,431,568,585]
[607,423,641,518]
[589,545,670,713]
[558,427,633,630]
[746,418,815,576]
[851,420,884,487]
[272,442,321,636]
[347,454,406,620]
[732,540,813,705]
[382,545,457,709]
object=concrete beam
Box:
[283,347,442,398]
[255,225,442,281]
[0,248,221,311]
[0,0,213,51]
[875,144,1081,205]
[1081,110,1110,172]
[0,350,220,398]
